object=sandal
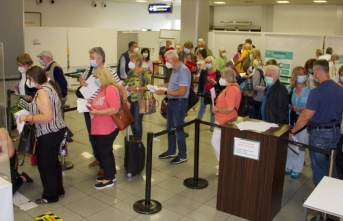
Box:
[35,198,50,204]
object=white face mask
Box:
[165,62,173,69]
[340,76,343,82]
[142,53,148,58]
[26,80,36,88]
[18,66,26,74]
[221,53,226,57]
[176,45,181,49]
[199,47,204,50]
[219,78,227,86]
[133,48,139,53]
[128,61,135,70]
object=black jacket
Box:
[264,80,289,124]
[197,69,222,94]
[117,51,130,80]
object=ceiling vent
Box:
[220,20,252,26]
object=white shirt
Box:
[18,73,26,95]
[329,61,337,79]
[318,54,331,61]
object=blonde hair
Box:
[331,54,340,61]
[94,67,120,90]
[203,56,217,71]
[129,53,143,67]
[289,66,309,88]
[16,53,33,66]
[251,48,264,66]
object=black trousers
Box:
[94,129,119,180]
[84,112,100,164]
[37,128,66,202]
[10,169,23,195]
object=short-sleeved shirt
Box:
[287,85,313,115]
[214,84,241,124]
[306,80,343,127]
[91,86,120,135]
[204,72,216,92]
[126,69,151,102]
[167,63,191,99]
[215,56,227,71]
[237,50,251,73]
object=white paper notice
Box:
[79,76,98,98]
[13,192,38,211]
[233,137,260,160]
[77,98,90,113]
[235,121,278,132]
[210,87,216,104]
[147,85,167,92]
[13,109,30,134]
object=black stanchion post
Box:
[133,131,162,214]
[183,118,208,189]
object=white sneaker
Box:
[215,165,219,170]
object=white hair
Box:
[264,65,280,77]
[219,47,226,52]
[198,38,203,42]
[221,68,236,83]
[164,50,179,60]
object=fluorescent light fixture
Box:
[214,1,226,4]
[136,0,146,2]
[276,1,290,3]
[313,0,327,3]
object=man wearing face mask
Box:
[215,47,228,71]
[117,41,139,80]
[78,47,128,177]
[194,40,213,57]
[37,50,68,107]
[290,59,343,187]
[159,40,174,83]
[155,50,191,164]
[260,65,289,124]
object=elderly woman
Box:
[329,54,340,79]
[197,56,221,131]
[19,66,66,204]
[88,67,121,189]
[177,41,197,89]
[286,67,313,178]
[215,47,227,71]
[141,48,153,73]
[211,68,242,175]
[126,53,151,140]
[15,53,36,101]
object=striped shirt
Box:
[31,83,66,137]
[81,65,123,100]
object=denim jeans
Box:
[166,99,188,159]
[197,91,214,124]
[129,99,144,140]
[309,127,340,186]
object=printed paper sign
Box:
[233,137,260,161]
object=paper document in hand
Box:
[13,109,30,133]
[77,98,90,113]
[147,85,167,92]
[210,88,216,104]
[235,121,279,132]
[288,135,299,154]
[79,76,99,98]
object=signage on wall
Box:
[339,55,343,64]
[233,137,260,161]
[265,50,294,84]
[148,3,172,13]
[24,12,41,27]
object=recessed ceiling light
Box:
[313,0,327,3]
[277,1,290,3]
[214,1,226,4]
[136,0,146,2]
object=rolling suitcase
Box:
[124,129,145,177]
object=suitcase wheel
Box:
[127,172,132,178]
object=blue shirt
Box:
[287,85,314,115]
[261,85,271,120]
[167,63,191,99]
[306,80,343,127]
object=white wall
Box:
[24,0,180,30]
[213,6,263,27]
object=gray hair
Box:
[221,68,236,83]
[331,54,340,61]
[264,65,280,77]
[164,50,179,60]
[89,47,105,63]
[313,59,329,73]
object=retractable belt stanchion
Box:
[183,118,208,189]
[133,131,162,214]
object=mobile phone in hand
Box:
[86,104,92,111]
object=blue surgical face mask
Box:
[39,60,46,66]
[94,79,101,87]
[264,76,274,85]
[297,75,306,84]
[206,63,212,69]
[184,48,190,54]
[90,60,98,68]
[307,69,313,75]
[313,77,319,83]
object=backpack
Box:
[243,51,251,72]
[236,90,251,117]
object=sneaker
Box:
[215,165,219,170]
[96,176,116,182]
[159,152,176,159]
[94,180,114,189]
[291,172,299,178]
[185,132,189,138]
[170,156,187,164]
[285,168,292,175]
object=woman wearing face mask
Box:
[211,68,241,176]
[304,58,317,87]
[141,48,153,74]
[19,66,66,203]
[329,54,340,80]
[177,41,197,89]
[86,67,121,189]
[15,53,37,101]
[286,66,313,179]
[175,43,181,54]
[197,56,221,131]
[126,53,151,140]
[215,47,227,71]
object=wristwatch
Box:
[136,87,139,92]
[289,128,296,135]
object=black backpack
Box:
[236,90,251,117]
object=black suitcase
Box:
[124,130,145,177]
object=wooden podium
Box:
[216,117,291,221]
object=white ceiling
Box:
[102,0,343,6]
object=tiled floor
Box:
[11,80,325,221]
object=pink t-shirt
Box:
[204,72,216,92]
[91,86,120,135]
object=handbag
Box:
[75,67,94,98]
[111,99,134,131]
[145,93,159,114]
[17,124,36,155]
[187,88,199,111]
[203,92,212,105]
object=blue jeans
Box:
[309,127,340,186]
[129,99,143,140]
[166,99,188,159]
[197,92,214,124]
